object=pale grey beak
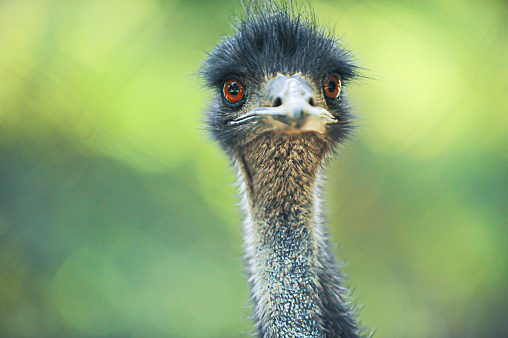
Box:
[231,73,337,133]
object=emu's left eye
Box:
[223,78,246,105]
[323,75,341,100]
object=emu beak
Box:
[231,73,337,134]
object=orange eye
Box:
[223,78,245,105]
[323,75,341,100]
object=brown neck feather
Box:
[238,133,327,337]
[237,132,360,337]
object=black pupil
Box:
[228,82,240,96]
[327,79,337,93]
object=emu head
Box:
[202,4,357,160]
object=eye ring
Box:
[222,78,246,105]
[323,75,341,100]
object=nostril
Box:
[308,97,315,106]
[273,97,282,107]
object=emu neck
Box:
[239,133,326,337]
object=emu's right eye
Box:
[223,78,246,105]
[323,75,341,100]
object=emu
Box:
[202,2,361,337]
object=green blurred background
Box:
[0,0,506,336]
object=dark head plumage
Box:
[201,2,358,157]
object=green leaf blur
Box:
[0,0,506,336]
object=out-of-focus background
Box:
[0,0,506,336]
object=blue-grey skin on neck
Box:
[239,133,325,337]
[202,3,361,337]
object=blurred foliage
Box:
[0,0,506,336]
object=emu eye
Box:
[323,75,341,100]
[223,78,245,105]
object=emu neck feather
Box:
[239,134,326,337]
